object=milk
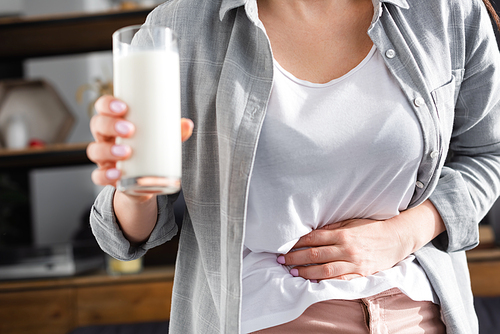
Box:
[114,50,181,194]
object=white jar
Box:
[5,114,28,149]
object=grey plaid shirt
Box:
[90,0,500,333]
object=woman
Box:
[87,0,500,333]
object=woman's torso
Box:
[242,41,438,332]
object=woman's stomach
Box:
[241,250,437,333]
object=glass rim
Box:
[112,24,176,40]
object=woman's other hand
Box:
[279,218,411,281]
[277,200,445,281]
[86,95,194,188]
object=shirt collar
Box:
[219,0,409,21]
[219,0,246,21]
[377,0,409,10]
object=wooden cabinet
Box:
[0,266,174,334]
[1,287,74,334]
[468,257,500,297]
[467,225,500,297]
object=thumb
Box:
[181,118,194,142]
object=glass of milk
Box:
[112,25,181,195]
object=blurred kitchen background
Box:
[0,0,164,248]
[4,0,500,252]
[0,5,182,333]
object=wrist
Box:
[386,199,446,254]
[115,189,156,204]
[113,190,158,244]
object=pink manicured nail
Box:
[110,100,127,113]
[111,145,130,157]
[290,268,299,277]
[106,168,121,180]
[277,256,286,265]
[115,120,133,135]
[310,279,318,283]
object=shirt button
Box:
[430,151,439,159]
[414,97,425,107]
[385,49,396,58]
[416,181,425,189]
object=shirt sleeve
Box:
[89,185,179,261]
[429,1,500,252]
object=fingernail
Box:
[290,268,299,277]
[110,100,127,113]
[115,120,133,135]
[111,145,130,157]
[310,279,318,283]
[277,256,286,265]
[106,168,121,180]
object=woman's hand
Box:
[279,218,411,281]
[86,95,194,188]
[86,95,194,244]
[278,200,446,281]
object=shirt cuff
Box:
[90,185,178,261]
[428,167,479,252]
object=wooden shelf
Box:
[0,265,175,292]
[0,7,155,167]
[0,142,90,170]
[0,7,153,60]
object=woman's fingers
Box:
[88,95,194,187]
[86,141,131,188]
[282,244,344,267]
[291,227,343,249]
[91,95,134,141]
[90,114,135,142]
[91,167,122,187]
[88,96,132,187]
[181,118,194,142]
[93,95,192,143]
[86,142,132,165]
[289,262,364,281]
[94,95,128,116]
[336,273,364,280]
[91,114,191,143]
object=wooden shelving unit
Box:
[0,7,153,248]
[0,7,154,162]
[0,7,153,60]
[0,7,155,161]
[0,10,181,334]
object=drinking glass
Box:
[113,25,181,195]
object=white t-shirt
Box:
[242,46,437,333]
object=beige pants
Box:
[252,288,446,334]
